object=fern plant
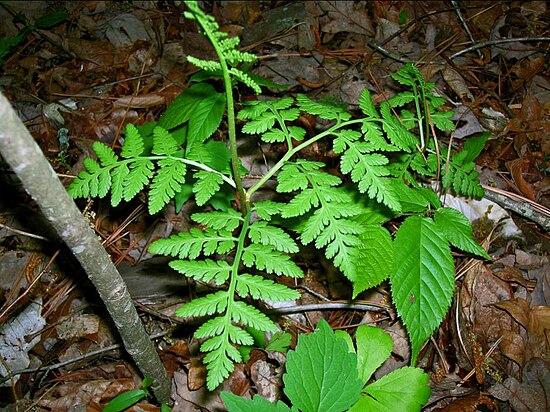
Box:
[68,1,490,389]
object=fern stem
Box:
[223,209,252,359]
[246,119,367,200]
[186,2,248,215]
[109,155,236,188]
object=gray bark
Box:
[0,92,171,403]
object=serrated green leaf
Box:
[227,324,254,346]
[392,184,430,213]
[222,393,294,412]
[359,88,378,118]
[152,126,180,156]
[242,244,304,278]
[203,344,238,390]
[461,133,489,163]
[296,94,351,121]
[355,325,393,384]
[188,91,225,143]
[176,290,229,318]
[350,367,431,412]
[193,171,223,206]
[248,221,299,253]
[237,100,272,119]
[261,128,286,143]
[148,227,235,259]
[288,126,306,141]
[236,274,300,302]
[97,168,111,198]
[159,84,215,129]
[148,158,186,214]
[434,207,491,259]
[195,316,226,339]
[352,225,393,297]
[93,142,118,166]
[123,159,154,201]
[109,164,128,206]
[390,216,455,365]
[242,111,277,134]
[192,210,243,231]
[253,201,283,221]
[277,165,311,193]
[283,319,363,412]
[232,301,277,332]
[431,110,455,131]
[169,259,231,285]
[121,124,145,158]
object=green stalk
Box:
[189,17,248,216]
[246,118,368,200]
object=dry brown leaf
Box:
[494,298,530,329]
[489,358,550,412]
[505,158,537,201]
[529,305,550,337]
[113,94,165,108]
[499,329,526,367]
[187,358,206,391]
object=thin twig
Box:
[268,301,388,314]
[0,223,49,241]
[451,0,483,59]
[482,185,550,231]
[450,37,550,60]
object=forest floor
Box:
[0,1,549,411]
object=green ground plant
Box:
[222,319,431,411]
[68,1,490,392]
[0,9,68,66]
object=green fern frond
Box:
[187,55,222,72]
[121,124,145,158]
[242,244,304,278]
[176,290,229,318]
[194,316,226,339]
[152,126,181,156]
[193,171,223,206]
[248,221,299,253]
[148,227,236,259]
[241,111,277,134]
[296,94,351,121]
[149,158,186,214]
[226,324,255,346]
[93,142,118,166]
[192,210,243,231]
[380,102,418,151]
[236,274,300,301]
[430,110,455,132]
[169,259,231,285]
[253,201,284,221]
[359,88,379,118]
[232,301,278,331]
[228,68,262,94]
[123,159,154,201]
[110,164,129,206]
[203,343,240,390]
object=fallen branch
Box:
[0,92,171,403]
